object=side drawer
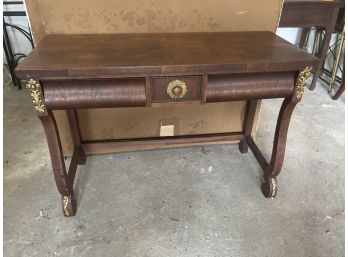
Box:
[206,72,295,102]
[43,78,147,109]
[151,76,202,104]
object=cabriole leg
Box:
[39,112,76,216]
[261,97,298,198]
[261,68,311,198]
[26,79,76,216]
[246,68,312,198]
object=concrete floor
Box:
[4,78,344,257]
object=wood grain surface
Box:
[43,78,147,109]
[151,76,202,104]
[206,72,296,102]
[16,32,318,79]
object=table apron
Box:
[42,71,296,110]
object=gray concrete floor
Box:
[4,77,344,257]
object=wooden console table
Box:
[16,32,318,217]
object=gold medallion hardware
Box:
[295,67,312,99]
[167,80,187,99]
[26,79,46,113]
[63,196,70,216]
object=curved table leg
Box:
[261,97,300,198]
[246,68,311,198]
[39,111,76,216]
[26,79,76,216]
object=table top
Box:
[16,32,319,79]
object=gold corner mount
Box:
[295,67,312,99]
[26,79,46,113]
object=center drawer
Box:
[151,76,203,105]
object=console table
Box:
[16,32,318,217]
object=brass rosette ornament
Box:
[167,80,187,99]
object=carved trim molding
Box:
[295,67,312,99]
[26,79,46,113]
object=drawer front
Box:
[206,72,295,102]
[43,78,147,109]
[151,76,202,104]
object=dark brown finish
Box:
[43,78,147,109]
[67,110,86,165]
[16,32,318,79]
[67,147,81,188]
[206,72,295,102]
[39,110,76,216]
[145,77,152,107]
[246,135,268,170]
[83,132,243,153]
[245,84,302,198]
[265,96,300,178]
[298,28,310,48]
[39,110,70,196]
[151,76,202,104]
[16,32,319,216]
[279,1,342,27]
[279,0,344,90]
[239,100,258,153]
[201,75,208,103]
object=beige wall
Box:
[24,0,282,155]
[26,0,282,43]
